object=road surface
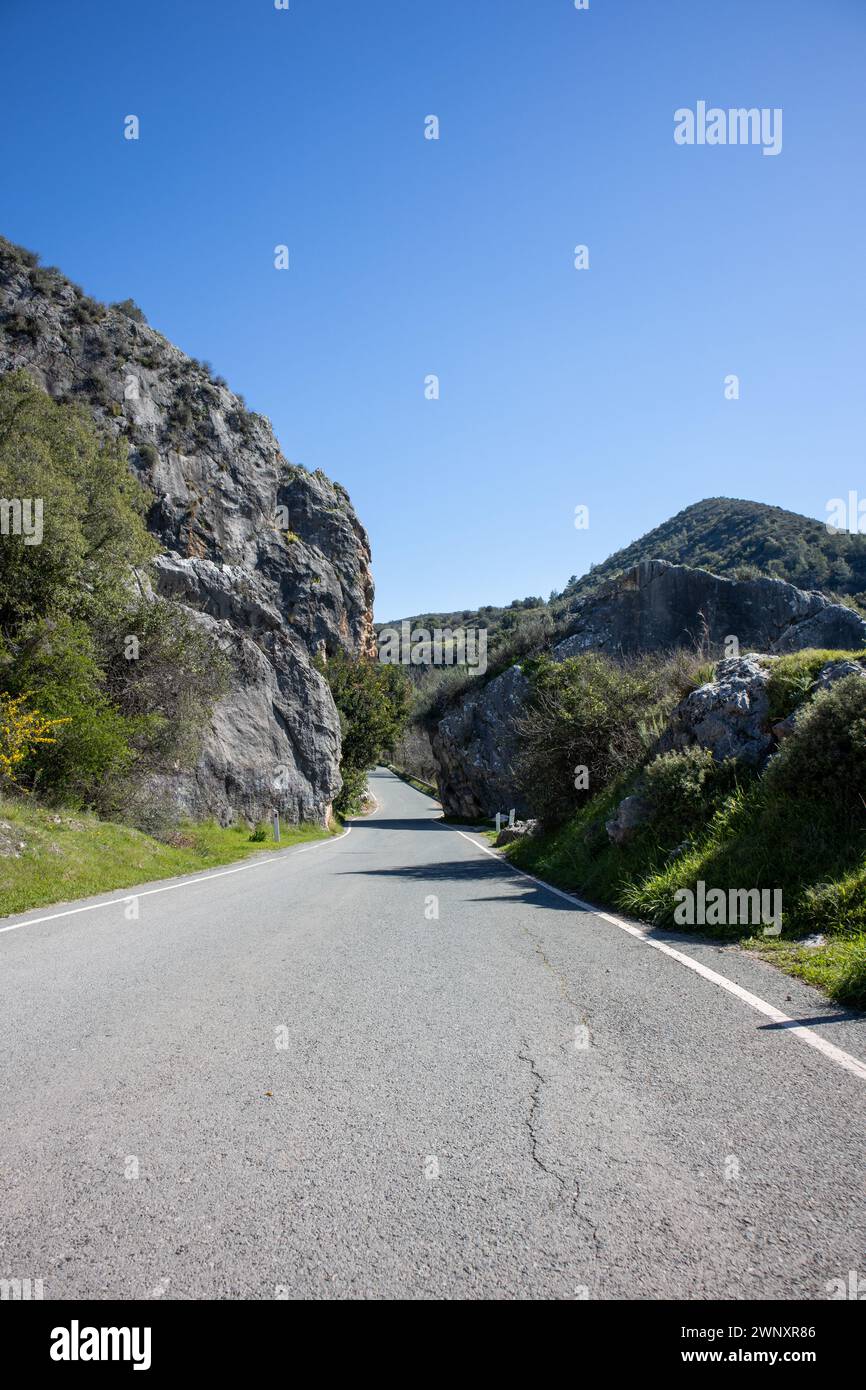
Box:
[1,768,864,1300]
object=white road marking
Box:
[0,825,352,935]
[453,829,866,1085]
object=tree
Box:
[318,653,411,813]
[0,373,229,823]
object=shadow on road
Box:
[339,856,579,913]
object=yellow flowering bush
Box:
[0,693,69,789]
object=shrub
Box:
[0,693,68,791]
[318,653,412,814]
[0,371,156,631]
[111,298,147,325]
[765,674,866,813]
[1,618,136,803]
[641,746,743,841]
[0,374,230,821]
[514,652,687,825]
[766,648,866,722]
[31,266,62,297]
[71,296,104,326]
[3,311,41,343]
[97,596,231,773]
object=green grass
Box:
[505,778,866,1009]
[764,647,866,722]
[0,798,331,918]
[749,934,866,1008]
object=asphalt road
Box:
[1,768,864,1300]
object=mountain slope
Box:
[558,497,866,615]
[382,498,866,683]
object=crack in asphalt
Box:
[517,1039,583,1218]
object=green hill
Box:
[557,497,866,615]
[381,497,866,675]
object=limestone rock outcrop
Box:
[0,237,374,824]
[658,655,774,767]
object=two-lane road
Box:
[1,768,864,1299]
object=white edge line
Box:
[452,829,866,1085]
[0,824,352,935]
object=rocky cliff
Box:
[0,237,374,825]
[433,559,866,820]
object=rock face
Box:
[0,238,374,824]
[431,560,866,819]
[432,665,532,821]
[658,655,774,766]
[555,559,866,659]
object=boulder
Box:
[658,655,773,766]
[811,659,865,692]
[605,795,652,845]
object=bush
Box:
[0,374,230,821]
[0,692,68,791]
[111,298,147,325]
[514,652,688,825]
[97,597,231,772]
[71,296,104,326]
[318,653,412,814]
[642,746,742,841]
[0,371,156,631]
[2,618,137,804]
[765,649,866,723]
[765,674,866,813]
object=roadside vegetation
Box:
[503,649,866,1009]
[0,797,329,918]
[0,371,230,834]
[384,496,866,735]
[0,370,290,913]
[317,651,411,814]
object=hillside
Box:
[557,497,866,616]
[382,498,866,681]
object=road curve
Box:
[1,768,864,1300]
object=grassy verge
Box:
[505,778,866,1009]
[0,798,331,918]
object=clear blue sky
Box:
[1,0,864,619]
